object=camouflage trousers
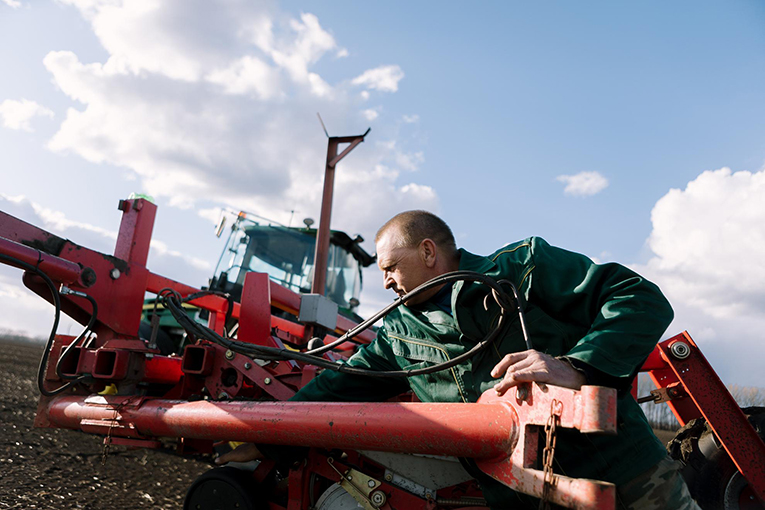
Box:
[615,456,701,510]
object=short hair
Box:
[376,210,458,256]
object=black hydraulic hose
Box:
[159,270,531,378]
[56,290,98,380]
[0,253,88,396]
[306,272,531,356]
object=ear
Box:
[419,238,437,268]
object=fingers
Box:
[491,350,587,396]
[215,443,263,465]
[490,351,531,378]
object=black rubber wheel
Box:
[667,407,765,510]
[183,466,264,510]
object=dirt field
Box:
[0,338,211,509]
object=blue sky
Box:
[1,0,764,387]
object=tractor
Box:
[141,210,375,356]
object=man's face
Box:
[376,230,432,305]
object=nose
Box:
[383,271,395,290]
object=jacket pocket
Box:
[389,336,448,364]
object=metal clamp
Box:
[326,457,385,509]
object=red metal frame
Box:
[42,383,617,508]
[640,332,765,504]
[2,198,764,508]
[311,129,370,297]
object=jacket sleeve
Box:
[525,237,674,380]
[290,326,411,402]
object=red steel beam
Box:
[47,396,518,459]
[43,384,618,509]
[311,131,369,297]
[655,332,765,504]
[114,199,156,266]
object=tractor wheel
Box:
[183,466,266,510]
[667,407,765,510]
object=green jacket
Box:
[292,237,672,508]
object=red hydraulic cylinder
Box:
[46,396,518,459]
[0,236,91,287]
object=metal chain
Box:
[101,398,130,465]
[539,399,563,510]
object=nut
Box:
[384,473,393,482]
[225,350,235,360]
[370,491,386,507]
[264,378,271,385]
[669,341,691,360]
[109,268,121,280]
[367,480,376,488]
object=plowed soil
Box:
[0,338,211,509]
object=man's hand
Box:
[490,350,586,396]
[215,443,263,465]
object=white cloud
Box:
[263,12,339,96]
[402,114,419,123]
[396,150,424,172]
[642,167,765,319]
[556,171,608,197]
[0,99,54,132]
[633,167,765,386]
[0,194,211,286]
[352,65,405,93]
[336,48,349,58]
[206,56,282,99]
[2,0,22,8]
[39,1,425,247]
[197,207,224,225]
[361,108,379,121]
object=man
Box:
[219,210,699,510]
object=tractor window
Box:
[214,222,362,310]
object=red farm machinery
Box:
[0,134,763,510]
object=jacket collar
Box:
[457,248,496,274]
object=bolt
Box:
[516,385,529,401]
[225,350,235,360]
[347,476,352,481]
[264,378,271,385]
[217,392,229,400]
[370,491,386,507]
[109,268,121,280]
[384,473,393,482]
[368,480,376,488]
[243,362,252,370]
[670,341,691,360]
[81,268,97,287]
[425,492,433,500]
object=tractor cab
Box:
[208,214,375,313]
[142,213,374,353]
